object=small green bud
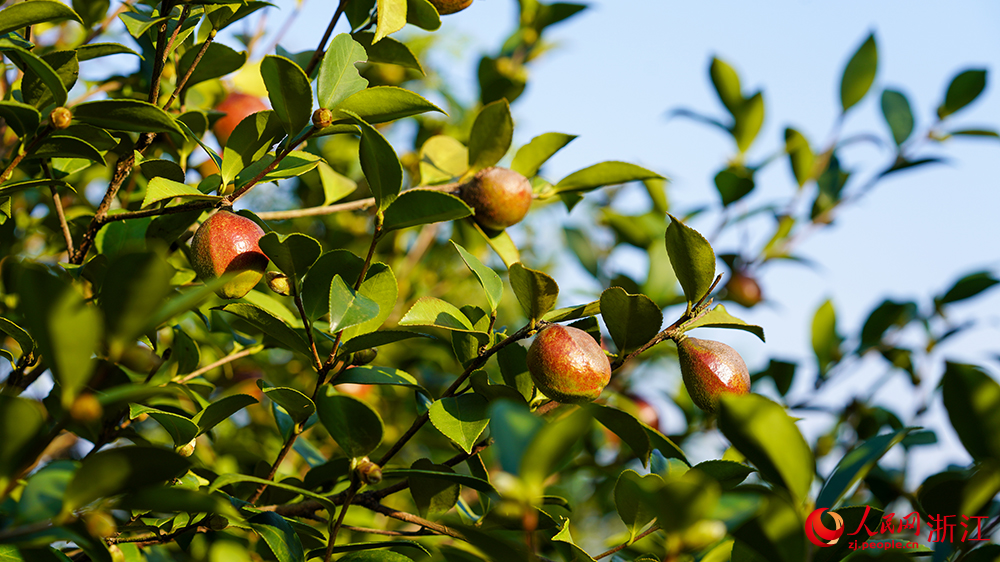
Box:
[266,271,293,296]
[354,457,382,485]
[49,106,72,129]
[312,108,334,129]
[176,438,197,457]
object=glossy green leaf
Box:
[840,33,878,112]
[215,303,312,358]
[352,32,423,71]
[469,220,521,268]
[335,366,428,395]
[549,161,663,196]
[343,111,402,211]
[3,47,67,108]
[75,42,141,61]
[316,388,383,458]
[405,0,440,31]
[62,447,189,513]
[683,303,765,342]
[100,252,175,358]
[409,458,460,518]
[211,472,336,512]
[591,405,653,465]
[343,262,396,341]
[551,517,596,562]
[816,428,911,509]
[880,90,914,146]
[329,275,380,333]
[714,164,755,206]
[337,331,428,355]
[468,99,513,172]
[381,469,494,493]
[645,424,689,465]
[938,270,999,305]
[0,317,33,358]
[118,10,168,38]
[177,42,246,90]
[249,512,306,562]
[117,486,236,516]
[488,400,544,475]
[717,394,813,504]
[16,459,76,525]
[317,33,369,109]
[142,177,222,208]
[0,0,81,35]
[429,394,490,454]
[383,189,472,231]
[599,287,662,354]
[451,241,503,312]
[694,459,754,490]
[508,262,559,320]
[497,342,533,401]
[259,232,322,282]
[710,57,743,115]
[220,110,284,187]
[615,470,662,541]
[329,86,443,127]
[941,362,1000,463]
[648,469,721,532]
[192,394,258,435]
[399,296,475,331]
[665,213,716,305]
[0,395,47,488]
[234,150,321,189]
[811,299,842,378]
[541,300,601,323]
[261,55,313,136]
[731,489,806,562]
[72,99,183,135]
[858,299,917,353]
[258,381,316,425]
[784,128,814,186]
[25,136,102,164]
[938,68,987,119]
[128,403,199,447]
[17,266,100,408]
[0,100,40,137]
[521,408,592,488]
[418,134,467,184]
[318,161,357,204]
[732,91,764,152]
[20,49,77,109]
[374,0,407,43]
[337,552,414,562]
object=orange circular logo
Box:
[805,508,844,547]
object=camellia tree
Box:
[0,1,998,562]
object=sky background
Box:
[65,0,1000,486]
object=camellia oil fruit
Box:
[676,336,750,413]
[527,325,612,404]
[190,211,269,299]
[429,0,473,15]
[459,167,533,231]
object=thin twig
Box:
[84,0,134,43]
[146,0,176,105]
[227,127,319,203]
[43,162,74,257]
[162,29,216,110]
[357,499,465,540]
[325,481,359,562]
[340,525,431,537]
[593,524,661,559]
[0,125,51,183]
[248,432,299,504]
[258,182,461,221]
[176,346,257,383]
[304,0,350,77]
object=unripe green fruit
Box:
[176,438,197,457]
[459,167,533,231]
[724,270,763,308]
[429,0,473,15]
[190,211,269,299]
[266,271,293,296]
[676,336,750,413]
[208,515,229,531]
[527,325,611,404]
[49,106,72,129]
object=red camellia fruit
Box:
[212,92,268,146]
[429,0,473,15]
[676,337,750,413]
[527,325,612,404]
[459,167,533,231]
[190,211,269,299]
[724,270,763,308]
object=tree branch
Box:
[176,346,258,383]
[43,162,74,257]
[304,0,350,77]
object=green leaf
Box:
[176,42,246,90]
[317,33,369,110]
[784,128,814,187]
[335,365,428,395]
[20,50,77,109]
[316,388,383,458]
[336,552,414,562]
[317,161,357,204]
[508,262,559,320]
[328,275,380,333]
[249,512,306,562]
[815,428,911,509]
[732,91,764,153]
[380,469,495,494]
[399,296,476,331]
[192,394,258,435]
[615,470,662,541]
[212,473,336,512]
[552,517,596,562]
[591,405,653,465]
[693,459,754,490]
[374,0,407,43]
[418,134,467,184]
[343,110,402,211]
[117,10,168,38]
[2,47,67,108]
[352,32,423,72]
[497,343,533,402]
[938,68,987,119]
[469,220,521,268]
[521,408,592,488]
[259,232,322,282]
[714,165,755,206]
[72,99,183,134]
[405,0,440,31]
[858,299,917,353]
[683,303,765,342]
[215,303,311,358]
[840,33,878,112]
[17,459,76,525]
[331,86,443,127]
[258,381,316,425]
[220,110,284,187]
[117,486,237,516]
[142,177,222,207]
[429,394,490,454]
[541,300,601,323]
[645,468,721,532]
[511,132,577,179]
[710,57,743,115]
[937,270,999,305]
[100,252,175,358]
[17,266,100,408]
[731,489,806,562]
[451,241,503,312]
[234,150,321,189]
[261,55,313,136]
[549,161,663,197]
[811,299,842,378]
[408,458,459,518]
[0,100,40,137]
[468,99,513,172]
[488,400,544,475]
[382,189,472,231]
[0,396,47,488]
[599,287,662,354]
[62,447,189,513]
[665,213,716,306]
[338,331,429,355]
[717,394,814,504]
[0,0,80,35]
[75,42,141,61]
[880,90,914,146]
[941,362,1000,463]
[128,404,199,447]
[25,136,103,164]
[0,317,34,357]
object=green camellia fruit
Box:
[190,211,269,299]
[429,0,473,15]
[527,325,612,404]
[459,167,533,231]
[676,336,750,413]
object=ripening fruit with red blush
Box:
[429,0,473,15]
[190,211,269,299]
[527,325,612,404]
[459,167,533,231]
[676,336,750,413]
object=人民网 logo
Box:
[805,508,845,547]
